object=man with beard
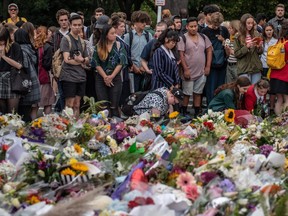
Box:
[268,4,287,37]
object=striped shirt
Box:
[151,46,180,90]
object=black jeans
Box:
[95,73,122,117]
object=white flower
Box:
[11,198,21,208]
[38,170,45,178]
[44,154,55,160]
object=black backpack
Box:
[121,90,164,116]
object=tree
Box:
[164,0,189,16]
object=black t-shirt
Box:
[0,42,22,72]
[201,26,230,42]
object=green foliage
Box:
[82,97,107,115]
[188,0,285,21]
[2,0,287,26]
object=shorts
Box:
[182,75,206,96]
[61,81,86,98]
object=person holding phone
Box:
[234,13,263,84]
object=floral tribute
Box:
[0,107,287,216]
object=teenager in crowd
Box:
[14,28,40,122]
[270,19,288,116]
[133,87,184,116]
[32,26,55,118]
[59,14,89,118]
[208,76,251,111]
[91,25,127,117]
[225,20,240,83]
[234,13,263,84]
[151,29,181,90]
[0,26,23,114]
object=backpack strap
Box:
[144,30,150,43]
[129,30,150,48]
[129,30,133,48]
[65,34,72,51]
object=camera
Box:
[73,50,80,56]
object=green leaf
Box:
[128,143,137,153]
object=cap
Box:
[171,88,184,101]
[8,3,18,10]
[95,15,109,29]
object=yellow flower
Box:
[69,158,78,165]
[73,144,83,154]
[61,167,76,176]
[71,163,89,172]
[224,109,235,123]
[16,128,24,137]
[284,158,288,170]
[29,195,40,204]
[32,118,43,128]
[169,111,180,119]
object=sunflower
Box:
[224,109,235,123]
[73,144,83,154]
[71,163,89,172]
[61,167,76,176]
[169,111,180,119]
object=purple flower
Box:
[259,144,273,157]
[32,128,45,137]
[219,179,235,192]
[116,130,129,143]
[38,161,48,170]
[200,171,218,184]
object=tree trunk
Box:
[163,0,188,16]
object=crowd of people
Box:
[0,2,288,121]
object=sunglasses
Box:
[9,8,18,11]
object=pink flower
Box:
[184,184,200,201]
[176,172,196,189]
[207,186,223,199]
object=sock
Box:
[194,107,201,117]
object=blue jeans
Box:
[205,66,226,105]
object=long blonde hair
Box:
[97,25,113,61]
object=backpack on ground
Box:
[121,90,163,116]
[267,40,288,70]
[52,35,85,79]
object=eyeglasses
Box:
[9,8,17,11]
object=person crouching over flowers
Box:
[133,87,184,117]
[244,77,270,114]
[91,24,127,117]
[208,76,251,111]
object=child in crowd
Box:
[244,78,270,113]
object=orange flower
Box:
[73,144,83,154]
[28,195,40,204]
[260,184,281,195]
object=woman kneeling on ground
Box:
[208,76,251,111]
